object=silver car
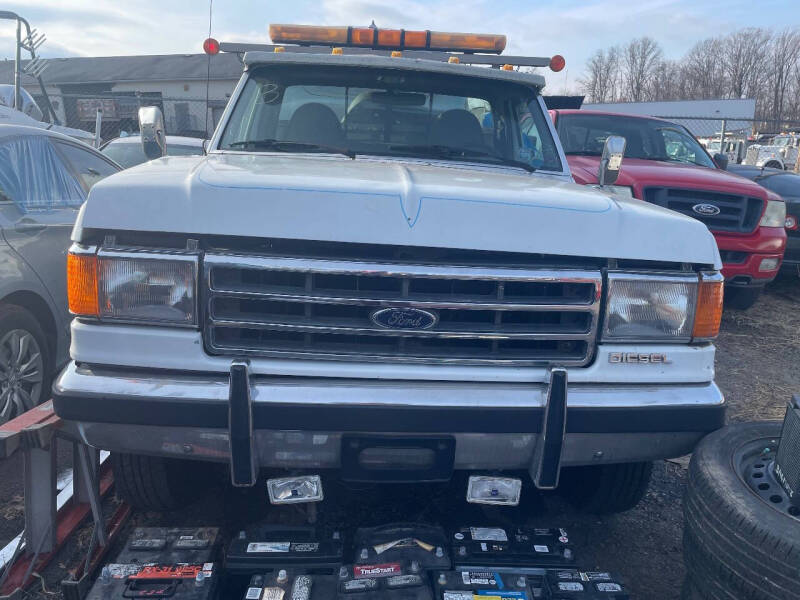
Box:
[0,124,119,423]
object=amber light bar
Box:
[269,24,507,54]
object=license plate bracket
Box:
[341,436,455,482]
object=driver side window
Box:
[660,129,697,164]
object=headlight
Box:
[603,272,724,342]
[604,274,697,341]
[760,200,787,227]
[68,247,198,326]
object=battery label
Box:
[129,539,166,550]
[128,565,203,580]
[533,545,549,553]
[262,587,285,600]
[443,592,473,600]
[595,583,622,592]
[461,572,499,586]
[247,542,291,553]
[353,563,402,579]
[343,579,380,592]
[558,582,584,592]
[476,592,527,599]
[245,588,262,600]
[470,528,508,542]
[174,538,210,549]
[104,564,143,578]
[290,543,319,552]
[584,572,612,581]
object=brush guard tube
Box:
[530,368,568,489]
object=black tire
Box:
[111,452,206,512]
[684,422,800,600]
[0,304,53,424]
[557,461,653,514]
[764,161,783,170]
[724,286,761,310]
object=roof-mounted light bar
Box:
[269,24,507,54]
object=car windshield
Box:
[557,113,716,168]
[218,65,562,172]
[102,140,202,169]
[772,136,792,147]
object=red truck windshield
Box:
[557,113,716,169]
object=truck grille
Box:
[643,187,763,233]
[203,254,601,366]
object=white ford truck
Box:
[54,26,726,514]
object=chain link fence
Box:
[34,92,224,144]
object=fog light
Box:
[759,257,780,272]
[267,475,323,504]
[466,476,522,506]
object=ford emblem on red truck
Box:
[370,308,438,330]
[692,203,721,216]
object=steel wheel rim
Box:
[0,329,44,423]
[734,436,800,520]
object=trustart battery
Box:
[433,570,547,600]
[242,569,338,600]
[451,527,574,571]
[338,563,433,600]
[775,396,800,507]
[354,524,450,570]
[226,525,344,574]
[546,570,629,599]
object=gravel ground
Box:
[2,276,798,599]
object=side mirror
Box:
[598,136,626,186]
[138,106,167,160]
[713,153,729,170]
[202,139,209,154]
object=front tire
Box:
[0,305,51,424]
[557,461,653,514]
[724,286,761,310]
[111,452,206,512]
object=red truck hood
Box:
[566,156,769,199]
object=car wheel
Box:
[557,461,653,514]
[764,161,783,169]
[111,452,207,512]
[723,286,761,310]
[0,305,52,425]
[684,422,800,600]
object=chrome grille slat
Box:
[204,253,601,366]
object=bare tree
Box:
[580,47,623,102]
[683,38,728,99]
[649,60,683,101]
[723,28,771,101]
[767,27,800,122]
[623,37,663,101]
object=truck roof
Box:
[242,51,547,88]
[552,109,671,122]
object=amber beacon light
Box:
[269,24,507,54]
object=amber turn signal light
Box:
[67,252,99,317]
[692,278,724,340]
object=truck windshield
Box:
[557,113,716,169]
[219,65,562,172]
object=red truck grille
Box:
[643,187,763,233]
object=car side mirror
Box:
[713,153,729,170]
[202,139,209,154]
[598,136,626,186]
[138,106,167,160]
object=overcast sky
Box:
[0,0,797,91]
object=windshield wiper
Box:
[227,139,355,158]
[388,144,536,172]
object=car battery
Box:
[775,396,800,507]
[115,527,220,565]
[451,527,574,571]
[432,569,548,600]
[337,563,433,600]
[546,570,629,599]
[86,562,219,600]
[354,524,450,570]
[226,524,344,574]
[242,569,339,600]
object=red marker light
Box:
[549,54,565,72]
[203,37,220,55]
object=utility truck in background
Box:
[54,25,726,515]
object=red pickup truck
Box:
[550,110,787,309]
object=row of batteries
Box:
[87,525,630,600]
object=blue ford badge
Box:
[370,307,438,330]
[692,203,721,216]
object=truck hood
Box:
[567,155,769,199]
[78,153,721,267]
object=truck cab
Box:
[54,26,726,515]
[550,109,787,309]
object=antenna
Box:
[204,0,214,138]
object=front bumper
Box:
[53,361,725,478]
[715,227,786,286]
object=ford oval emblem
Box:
[692,203,721,216]
[370,307,438,330]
